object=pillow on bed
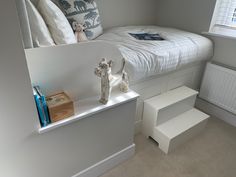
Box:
[25,0,55,47]
[37,0,77,45]
[56,0,103,40]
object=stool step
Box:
[145,86,198,110]
[153,108,209,154]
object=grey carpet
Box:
[101,117,236,177]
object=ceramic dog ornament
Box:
[95,58,129,104]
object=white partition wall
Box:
[25,41,123,100]
[0,0,38,176]
[0,1,136,177]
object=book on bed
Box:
[129,33,164,41]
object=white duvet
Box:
[97,26,213,82]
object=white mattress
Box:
[97,26,213,82]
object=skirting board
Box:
[72,144,135,177]
[196,98,236,127]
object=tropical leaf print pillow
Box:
[57,0,103,40]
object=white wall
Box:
[208,35,236,69]
[0,0,38,175]
[97,0,158,29]
[0,1,135,177]
[156,0,236,69]
[0,0,38,155]
[156,0,215,33]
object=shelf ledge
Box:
[38,90,139,134]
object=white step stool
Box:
[142,86,209,154]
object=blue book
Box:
[33,87,47,127]
[129,33,164,41]
[34,86,51,125]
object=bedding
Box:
[97,26,213,82]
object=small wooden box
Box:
[46,92,74,123]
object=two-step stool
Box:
[143,86,209,154]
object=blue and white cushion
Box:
[57,0,103,40]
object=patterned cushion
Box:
[57,0,103,40]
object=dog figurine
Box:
[95,58,129,104]
[72,21,88,42]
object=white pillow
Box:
[25,0,55,47]
[37,0,77,45]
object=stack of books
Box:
[33,86,51,127]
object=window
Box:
[210,0,236,37]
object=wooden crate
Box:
[46,92,74,123]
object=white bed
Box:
[15,0,213,83]
[97,26,213,82]
[15,0,213,84]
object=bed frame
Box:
[17,0,207,134]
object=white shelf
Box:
[145,86,198,110]
[38,90,139,134]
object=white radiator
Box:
[200,62,236,114]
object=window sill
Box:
[202,32,236,40]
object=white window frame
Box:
[209,0,236,38]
